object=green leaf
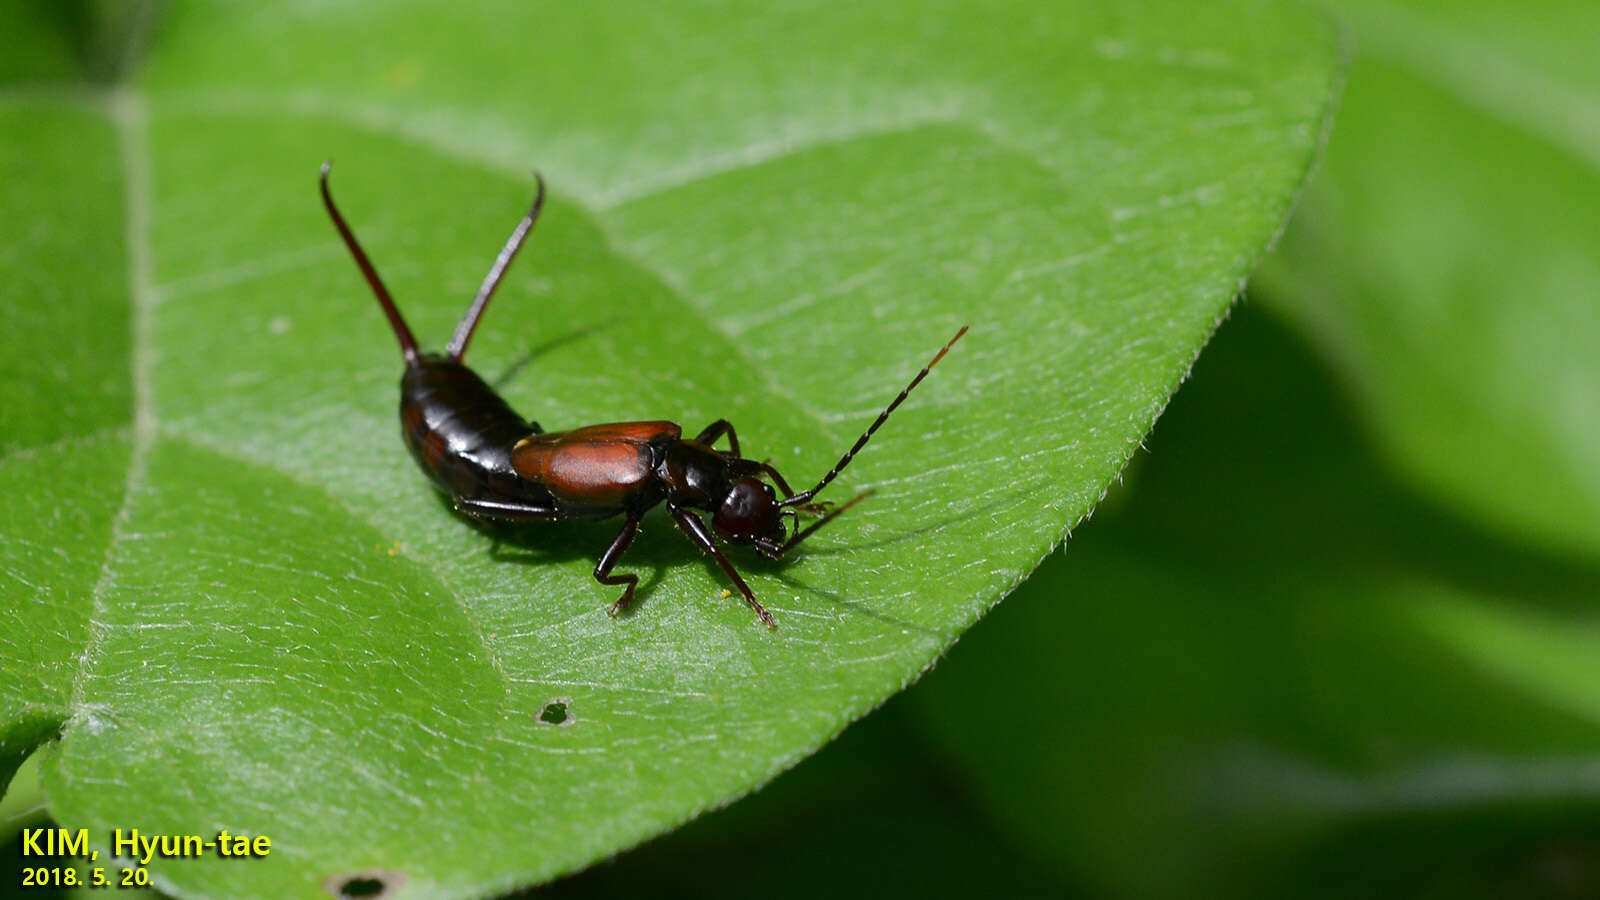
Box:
[907,3,1600,893]
[539,701,1069,899]
[0,101,129,791]
[908,305,1600,899]
[3,2,1339,896]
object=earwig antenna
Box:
[320,161,420,368]
[447,173,547,361]
[777,490,875,553]
[779,325,968,508]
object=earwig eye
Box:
[713,477,781,543]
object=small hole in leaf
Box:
[339,878,386,898]
[322,871,406,899]
[539,701,570,725]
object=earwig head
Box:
[713,476,784,545]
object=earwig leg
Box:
[596,513,643,616]
[454,497,561,521]
[761,490,875,558]
[694,419,741,456]
[669,507,777,629]
[729,457,795,498]
[703,421,800,497]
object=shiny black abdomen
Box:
[398,355,555,506]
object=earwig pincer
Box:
[319,163,965,628]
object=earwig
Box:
[321,163,965,628]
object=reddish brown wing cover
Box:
[511,421,681,507]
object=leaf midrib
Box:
[66,87,152,727]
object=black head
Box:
[712,476,785,546]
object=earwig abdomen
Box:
[399,356,551,505]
